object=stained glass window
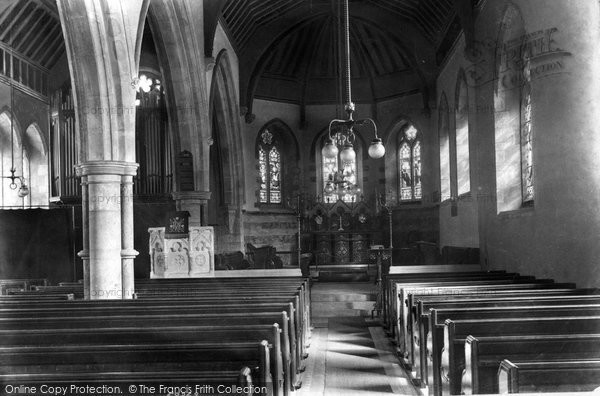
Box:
[321,141,358,204]
[259,147,268,203]
[269,146,281,203]
[258,129,282,204]
[322,155,338,203]
[398,125,422,201]
[521,85,534,203]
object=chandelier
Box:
[322,0,385,164]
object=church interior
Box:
[1,0,600,394]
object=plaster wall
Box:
[439,0,600,287]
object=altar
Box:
[148,226,215,278]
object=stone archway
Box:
[208,49,245,253]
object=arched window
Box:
[494,4,533,212]
[521,63,534,204]
[439,93,451,201]
[255,120,299,207]
[455,70,470,195]
[398,124,422,201]
[258,129,282,204]
[0,111,25,208]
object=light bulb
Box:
[18,183,29,197]
[321,139,338,159]
[339,143,356,163]
[368,138,385,159]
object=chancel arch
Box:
[208,49,245,252]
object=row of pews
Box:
[0,276,311,396]
[383,265,600,395]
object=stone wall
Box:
[243,212,298,266]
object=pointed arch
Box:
[494,3,532,212]
[439,92,451,201]
[455,68,470,196]
[385,116,423,203]
[255,118,300,205]
[24,123,49,206]
[312,125,365,203]
[210,49,245,209]
[0,110,25,208]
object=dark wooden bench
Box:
[498,358,600,393]
[385,271,531,334]
[215,251,250,270]
[395,279,572,357]
[413,291,600,387]
[0,293,74,301]
[0,309,298,392]
[383,270,508,330]
[435,316,600,396]
[1,276,309,394]
[0,368,258,396]
[0,278,48,295]
[0,338,274,395]
[0,300,304,389]
[464,334,600,394]
[246,243,283,269]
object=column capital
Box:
[75,161,139,177]
[171,190,212,201]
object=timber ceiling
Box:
[0,0,64,71]
[218,0,470,109]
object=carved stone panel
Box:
[149,226,214,278]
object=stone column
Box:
[78,162,137,300]
[172,191,212,226]
[77,175,90,300]
[121,174,138,299]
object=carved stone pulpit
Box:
[148,226,215,278]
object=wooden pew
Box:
[0,278,47,295]
[395,280,573,358]
[0,300,304,389]
[215,251,250,270]
[2,276,309,394]
[498,358,600,394]
[0,293,74,301]
[414,292,600,388]
[383,270,508,330]
[465,334,600,394]
[386,273,537,336]
[0,309,296,393]
[246,243,283,269]
[435,316,600,396]
[0,368,259,396]
[0,336,275,396]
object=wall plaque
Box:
[176,150,194,191]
